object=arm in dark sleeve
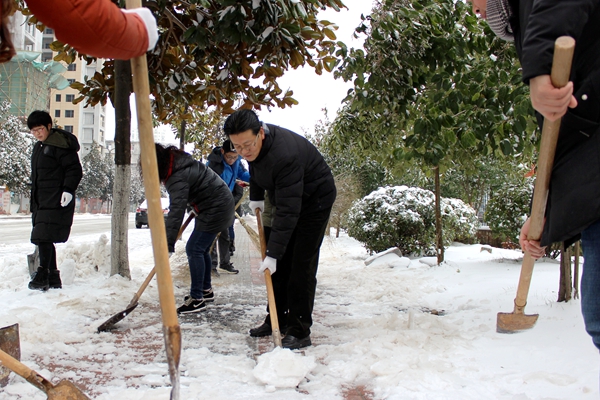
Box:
[520,0,597,83]
[266,161,304,259]
[249,169,265,201]
[60,150,83,194]
[164,171,190,252]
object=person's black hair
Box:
[223,108,261,137]
[27,110,52,130]
[222,139,237,153]
[153,143,187,182]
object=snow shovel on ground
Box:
[0,343,90,399]
[97,212,195,332]
[255,208,282,348]
[0,324,20,387]
[127,0,181,397]
[497,36,575,334]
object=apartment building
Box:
[42,30,107,158]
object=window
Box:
[64,126,73,133]
[44,28,54,35]
[54,110,60,118]
[65,110,74,118]
[43,42,52,49]
[42,54,53,62]
[67,64,76,71]
[83,113,94,125]
[66,94,75,102]
[55,94,61,102]
[67,79,75,85]
[83,128,94,141]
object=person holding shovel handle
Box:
[469,0,600,350]
[152,143,234,314]
[224,109,336,350]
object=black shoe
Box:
[48,270,62,289]
[202,288,215,303]
[249,322,273,337]
[218,263,239,274]
[211,267,220,277]
[282,334,311,350]
[177,297,207,314]
[28,267,49,291]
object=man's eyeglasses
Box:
[232,134,260,153]
[224,153,238,162]
[31,126,45,134]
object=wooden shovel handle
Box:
[256,208,283,347]
[528,36,576,241]
[0,348,52,393]
[514,36,575,311]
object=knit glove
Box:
[258,256,276,275]
[122,8,159,51]
[60,192,73,207]
[249,200,264,214]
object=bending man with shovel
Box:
[469,0,600,350]
[224,109,336,350]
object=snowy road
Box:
[0,213,135,244]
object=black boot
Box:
[48,270,62,289]
[28,267,49,291]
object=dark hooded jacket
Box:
[249,124,336,259]
[30,128,83,244]
[164,152,234,252]
[508,0,600,246]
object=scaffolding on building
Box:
[0,51,69,118]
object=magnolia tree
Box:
[0,102,33,196]
[347,185,477,255]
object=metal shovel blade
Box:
[496,312,539,333]
[97,302,139,332]
[46,380,91,400]
[0,324,20,387]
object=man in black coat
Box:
[470,0,600,350]
[27,110,82,291]
[224,109,336,349]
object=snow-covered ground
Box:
[0,214,597,399]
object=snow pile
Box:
[253,347,316,388]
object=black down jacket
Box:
[164,153,234,252]
[249,124,336,259]
[508,0,600,246]
[30,128,82,244]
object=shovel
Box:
[255,208,282,347]
[127,0,181,397]
[97,212,195,332]
[0,331,90,400]
[497,36,575,334]
[0,324,20,387]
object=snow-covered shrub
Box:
[347,186,477,255]
[485,179,534,243]
[441,197,479,244]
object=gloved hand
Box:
[121,8,159,51]
[236,180,249,188]
[60,192,73,207]
[258,256,276,275]
[249,200,264,214]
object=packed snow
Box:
[0,213,597,399]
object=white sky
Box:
[105,0,374,142]
[0,213,597,399]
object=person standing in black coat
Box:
[27,110,82,291]
[469,0,600,350]
[224,109,336,349]
[154,144,234,314]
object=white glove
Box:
[258,256,277,275]
[60,192,73,207]
[122,8,159,51]
[249,200,264,214]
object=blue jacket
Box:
[206,147,250,192]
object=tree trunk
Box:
[557,243,572,302]
[434,166,444,264]
[573,241,580,299]
[179,118,187,151]
[110,59,133,278]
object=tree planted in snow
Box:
[78,142,112,204]
[0,102,33,195]
[347,185,477,255]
